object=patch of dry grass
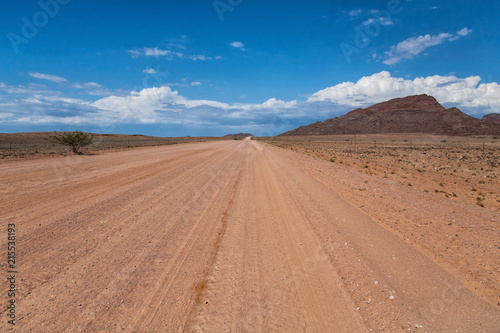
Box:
[0,132,224,159]
[261,134,500,211]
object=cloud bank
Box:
[308,71,500,112]
[2,71,500,135]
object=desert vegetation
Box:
[52,131,94,154]
[261,134,500,211]
[0,132,225,159]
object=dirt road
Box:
[1,138,499,332]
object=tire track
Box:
[128,147,243,332]
[182,169,242,332]
[255,150,365,332]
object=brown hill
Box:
[280,94,500,136]
[483,113,500,124]
[224,133,254,138]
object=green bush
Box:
[52,131,94,154]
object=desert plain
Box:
[0,135,499,332]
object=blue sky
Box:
[1,0,499,136]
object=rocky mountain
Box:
[483,113,500,124]
[280,94,500,136]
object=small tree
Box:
[53,131,94,154]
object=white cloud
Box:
[0,82,56,95]
[188,55,209,61]
[83,88,129,97]
[362,17,394,26]
[129,47,173,57]
[29,72,68,83]
[361,10,394,26]
[91,86,232,124]
[84,82,101,88]
[191,82,202,86]
[33,94,91,105]
[348,9,394,25]
[143,68,157,74]
[348,9,362,17]
[383,28,472,65]
[90,86,299,125]
[128,47,184,58]
[230,41,245,50]
[257,98,297,110]
[92,86,180,121]
[456,27,472,37]
[0,91,99,127]
[308,71,500,113]
[73,82,102,89]
[128,47,218,61]
[163,82,186,88]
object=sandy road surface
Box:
[1,138,499,332]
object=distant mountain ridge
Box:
[483,113,500,124]
[280,94,500,136]
[224,133,254,137]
